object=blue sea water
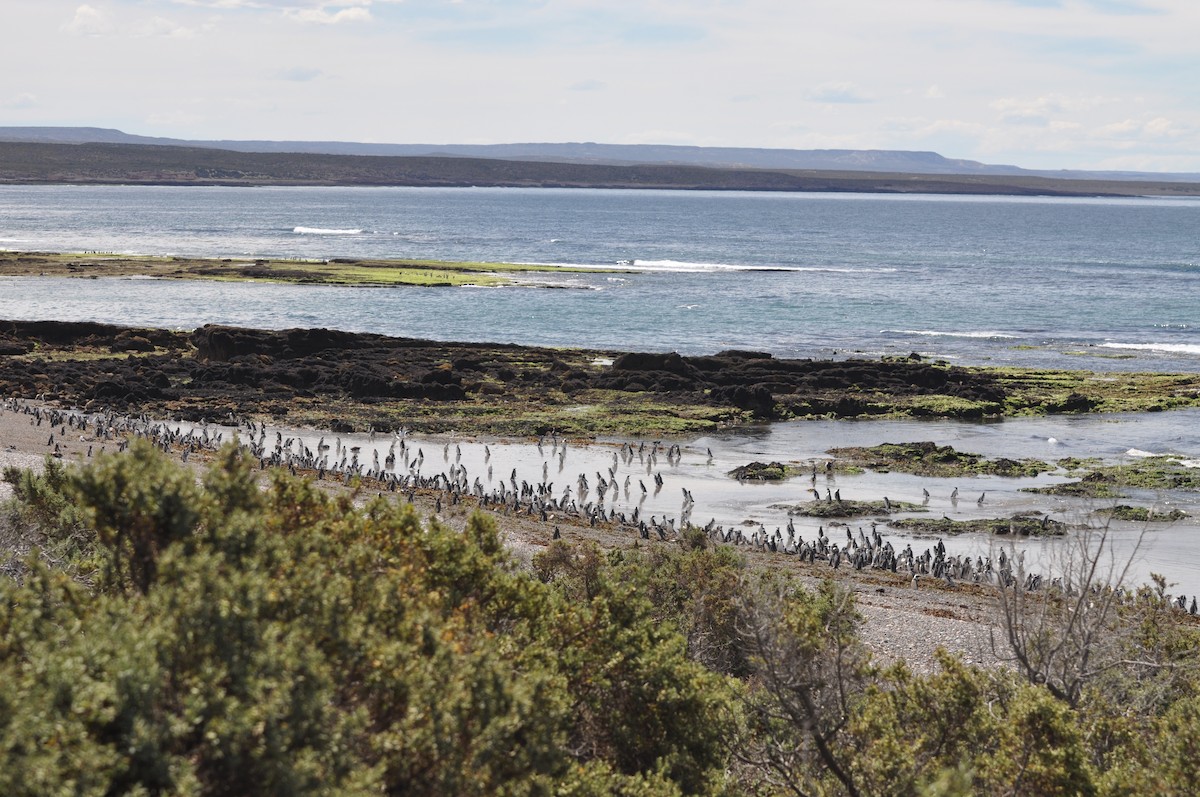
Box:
[1,184,1198,371]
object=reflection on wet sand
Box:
[5,399,1200,596]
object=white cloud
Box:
[170,0,258,7]
[805,83,873,104]
[134,16,204,38]
[10,0,1198,171]
[991,94,1120,116]
[1143,116,1186,138]
[63,4,115,37]
[169,0,382,18]
[283,5,372,24]
[5,93,39,110]
[1099,116,1188,140]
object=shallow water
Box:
[217,409,1200,595]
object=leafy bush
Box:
[2,441,1199,796]
[0,443,737,796]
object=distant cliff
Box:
[1,139,1198,197]
[3,126,1200,183]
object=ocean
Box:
[1,184,1197,371]
[3,183,1200,590]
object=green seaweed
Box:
[774,498,926,519]
[729,461,801,481]
[828,442,1053,478]
[1027,457,1200,499]
[889,513,1066,536]
[1094,505,1189,522]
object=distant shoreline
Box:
[4,140,1200,197]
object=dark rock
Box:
[1049,392,1097,413]
[612,351,697,377]
[111,332,155,352]
[710,385,775,417]
[714,349,773,360]
[729,461,790,481]
[0,340,30,355]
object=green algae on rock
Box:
[729,461,802,481]
[889,513,1067,536]
[1094,505,1189,522]
[828,441,1053,478]
[775,498,927,519]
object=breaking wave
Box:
[292,226,363,236]
[620,259,897,274]
[1101,342,1200,356]
[883,329,1020,340]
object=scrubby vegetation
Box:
[3,443,1200,795]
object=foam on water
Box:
[884,329,1021,340]
[1126,448,1159,458]
[627,259,897,274]
[292,226,364,235]
[1101,342,1200,356]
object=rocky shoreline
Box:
[3,319,1199,439]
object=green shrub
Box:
[0,443,739,796]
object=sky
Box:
[3,0,1199,172]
